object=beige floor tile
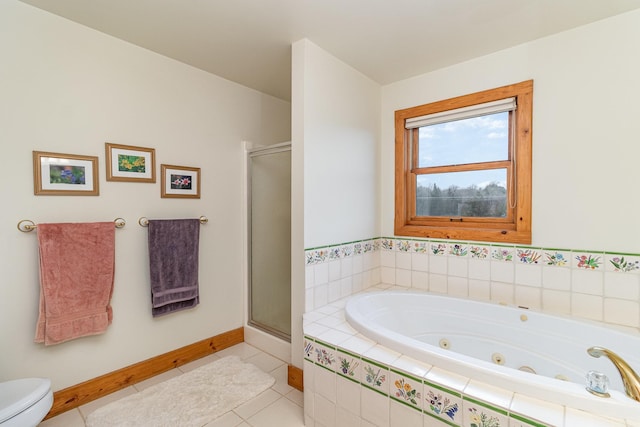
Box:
[38,409,85,427]
[37,342,303,427]
[202,410,245,427]
[246,351,286,373]
[269,363,295,396]
[246,396,305,427]
[285,389,304,407]
[214,342,262,360]
[233,389,281,420]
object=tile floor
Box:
[39,343,305,427]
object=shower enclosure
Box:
[247,143,291,341]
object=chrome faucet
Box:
[587,346,640,402]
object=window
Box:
[394,80,532,244]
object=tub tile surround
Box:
[303,237,640,426]
[302,287,636,426]
[305,237,640,331]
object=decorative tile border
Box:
[491,245,514,262]
[543,249,570,267]
[463,397,509,427]
[313,339,337,371]
[305,238,381,265]
[337,349,361,382]
[606,253,640,273]
[449,242,468,257]
[413,241,428,253]
[304,238,640,327]
[424,381,462,424]
[516,247,542,264]
[361,357,389,395]
[573,250,603,270]
[470,244,490,260]
[305,237,640,275]
[431,242,447,256]
[389,369,423,410]
[303,336,315,361]
[397,239,412,252]
[304,333,558,427]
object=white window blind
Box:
[405,97,516,129]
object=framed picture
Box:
[161,164,201,199]
[33,151,99,196]
[105,143,156,182]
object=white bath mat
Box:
[86,355,275,427]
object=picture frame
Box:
[161,164,201,199]
[33,151,99,196]
[105,143,156,182]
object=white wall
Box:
[291,39,380,366]
[297,40,381,249]
[0,0,290,390]
[381,9,640,254]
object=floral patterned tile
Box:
[360,357,389,395]
[572,251,603,270]
[462,397,509,427]
[449,242,469,257]
[313,339,338,371]
[328,247,342,260]
[340,244,354,258]
[423,380,462,425]
[431,242,447,256]
[303,336,315,362]
[515,247,542,264]
[381,238,395,251]
[605,252,640,273]
[469,245,490,260]
[336,349,361,382]
[491,245,514,262]
[542,249,570,267]
[354,242,364,255]
[364,240,375,253]
[305,249,329,265]
[397,239,412,252]
[412,240,428,253]
[389,369,423,411]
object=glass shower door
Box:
[248,145,291,341]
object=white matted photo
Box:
[161,164,200,199]
[105,143,156,182]
[33,151,99,196]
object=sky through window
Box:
[418,111,509,188]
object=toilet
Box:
[0,378,53,427]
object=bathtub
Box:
[344,290,640,421]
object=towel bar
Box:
[138,216,208,227]
[17,218,126,232]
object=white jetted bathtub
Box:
[344,290,640,420]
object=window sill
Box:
[394,223,531,244]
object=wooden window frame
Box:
[394,80,533,244]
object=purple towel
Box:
[147,219,200,317]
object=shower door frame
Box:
[246,142,292,342]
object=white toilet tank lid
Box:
[0,378,52,423]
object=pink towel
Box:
[35,222,115,345]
